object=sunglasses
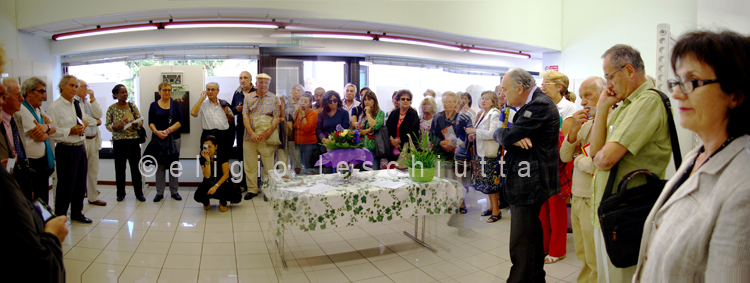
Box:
[326,99,339,104]
[400,98,411,101]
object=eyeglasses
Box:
[326,99,339,104]
[400,98,411,101]
[604,65,626,81]
[541,82,557,88]
[667,78,719,94]
[32,89,47,94]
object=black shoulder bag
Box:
[597,88,682,268]
[128,102,147,144]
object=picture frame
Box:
[161,72,183,88]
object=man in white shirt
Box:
[190,82,233,150]
[75,79,106,206]
[342,83,361,124]
[14,77,57,203]
[47,74,92,223]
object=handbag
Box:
[373,126,391,158]
[252,115,281,145]
[128,102,147,144]
[597,88,682,268]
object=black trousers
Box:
[28,156,51,203]
[54,144,87,218]
[508,202,546,283]
[113,139,144,198]
[193,179,234,205]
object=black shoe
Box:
[263,194,268,202]
[244,192,256,200]
[71,215,93,223]
[171,194,182,201]
[137,196,146,202]
[154,195,164,202]
[117,196,125,202]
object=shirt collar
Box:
[624,80,655,106]
[1,110,12,123]
[523,86,537,106]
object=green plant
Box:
[402,133,442,169]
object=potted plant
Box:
[402,133,442,182]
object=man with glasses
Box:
[75,79,106,206]
[191,82,233,151]
[242,73,280,200]
[588,44,672,283]
[14,77,57,203]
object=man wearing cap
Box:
[232,71,256,191]
[242,73,280,200]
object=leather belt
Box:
[86,135,97,140]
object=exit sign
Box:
[545,65,559,71]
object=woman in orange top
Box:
[294,93,319,174]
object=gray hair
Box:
[206,82,220,90]
[441,91,458,101]
[21,77,46,98]
[583,76,606,94]
[424,89,436,98]
[2,77,18,92]
[602,44,645,73]
[505,68,536,91]
[58,74,78,93]
[293,84,305,92]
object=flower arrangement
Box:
[323,124,364,150]
[402,133,441,169]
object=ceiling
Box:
[19,8,557,57]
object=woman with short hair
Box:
[148,82,183,202]
[386,90,420,161]
[106,84,145,202]
[195,135,236,212]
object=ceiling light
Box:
[53,24,158,40]
[272,32,374,40]
[467,48,530,59]
[164,21,279,29]
[378,37,462,51]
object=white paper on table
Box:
[282,186,309,193]
[123,117,144,130]
[375,169,409,178]
[370,180,408,189]
[306,183,339,195]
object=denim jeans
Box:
[299,144,318,175]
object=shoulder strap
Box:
[127,102,137,118]
[602,88,682,199]
[168,100,173,124]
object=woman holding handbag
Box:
[106,84,145,202]
[148,82,183,202]
[357,90,385,170]
[466,91,501,222]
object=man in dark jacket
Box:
[494,68,560,283]
[231,71,256,192]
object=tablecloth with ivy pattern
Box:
[264,170,464,237]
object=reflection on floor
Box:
[60,185,582,283]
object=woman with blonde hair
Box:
[466,91,502,222]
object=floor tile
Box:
[104,239,140,252]
[119,266,161,282]
[205,231,236,242]
[63,259,91,283]
[81,263,125,283]
[64,247,102,262]
[75,236,111,249]
[370,257,416,274]
[143,230,176,242]
[200,255,237,269]
[305,267,351,283]
[543,261,581,281]
[128,252,167,268]
[202,242,237,255]
[453,269,502,283]
[387,268,438,283]
[340,262,386,281]
[236,254,274,269]
[198,269,239,283]
[163,254,201,269]
[235,241,270,254]
[94,250,134,265]
[158,268,200,283]
[136,241,172,254]
[353,276,396,283]
[173,232,205,243]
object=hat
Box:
[256,73,272,80]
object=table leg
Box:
[403,215,437,252]
[275,227,288,269]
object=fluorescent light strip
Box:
[55,26,157,40]
[378,37,462,51]
[165,23,278,29]
[271,33,373,40]
[468,49,530,59]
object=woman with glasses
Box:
[317,90,350,145]
[633,30,750,282]
[539,69,577,264]
[148,82,183,202]
[386,90,420,162]
[106,84,145,202]
[356,90,385,170]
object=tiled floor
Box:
[60,184,583,283]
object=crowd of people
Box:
[1,29,749,282]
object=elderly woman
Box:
[633,30,750,281]
[560,76,605,282]
[386,89,420,159]
[539,69,577,264]
[419,96,438,142]
[148,81,183,202]
[356,90,385,170]
[106,84,145,202]
[466,91,501,222]
[195,135,237,212]
[430,91,473,213]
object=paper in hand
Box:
[123,117,144,130]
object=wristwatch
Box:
[46,125,51,133]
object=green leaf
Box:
[318,216,325,222]
[308,223,317,231]
[376,215,384,222]
[320,224,327,230]
[387,215,393,221]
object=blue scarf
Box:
[21,100,55,170]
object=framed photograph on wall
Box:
[161,72,183,88]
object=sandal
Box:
[480,209,493,216]
[487,213,502,223]
[544,255,565,264]
[459,202,467,214]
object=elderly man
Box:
[493,68,560,283]
[231,71,256,191]
[242,73,280,200]
[191,82,233,150]
[1,78,34,199]
[75,79,106,206]
[560,77,606,283]
[312,87,325,112]
[47,74,92,223]
[342,83,361,124]
[588,45,672,283]
[14,77,57,203]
